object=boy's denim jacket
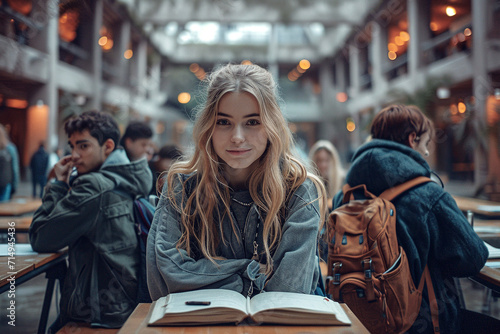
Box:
[147,173,322,300]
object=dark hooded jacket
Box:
[30,149,152,328]
[333,139,488,334]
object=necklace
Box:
[231,197,254,207]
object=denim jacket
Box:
[147,173,322,300]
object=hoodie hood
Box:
[345,139,431,195]
[100,148,152,197]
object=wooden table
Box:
[453,195,500,218]
[0,248,68,334]
[0,216,33,232]
[471,265,500,295]
[118,303,369,334]
[0,198,42,216]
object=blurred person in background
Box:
[1,124,20,199]
[120,121,154,162]
[0,124,14,202]
[308,140,345,211]
[149,144,182,196]
[30,142,49,198]
[308,140,346,263]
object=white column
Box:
[370,21,387,95]
[29,0,58,151]
[349,44,360,97]
[135,39,147,97]
[472,0,490,188]
[90,0,103,110]
[117,20,131,85]
[408,0,431,78]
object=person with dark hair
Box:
[120,121,153,161]
[333,104,488,333]
[29,110,152,332]
[30,142,49,198]
[149,144,183,195]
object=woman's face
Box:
[314,149,331,178]
[212,92,269,186]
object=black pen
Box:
[185,301,211,306]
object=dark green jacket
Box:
[29,149,152,328]
[334,139,488,334]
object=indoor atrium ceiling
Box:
[117,0,377,65]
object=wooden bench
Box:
[0,198,42,216]
[453,195,500,218]
[57,323,119,334]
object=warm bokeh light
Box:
[124,49,133,59]
[59,10,80,43]
[288,72,298,81]
[299,59,311,70]
[400,31,410,42]
[430,22,438,31]
[446,6,456,17]
[346,119,356,132]
[388,43,398,52]
[296,65,306,73]
[8,0,32,15]
[394,36,404,46]
[98,36,107,46]
[464,28,472,37]
[102,39,113,51]
[99,26,114,51]
[6,99,28,109]
[241,60,253,65]
[388,51,397,60]
[178,92,191,104]
[336,92,348,103]
[189,63,200,72]
[189,63,206,80]
[458,102,466,113]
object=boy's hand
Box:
[54,155,74,184]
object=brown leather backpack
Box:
[326,177,439,334]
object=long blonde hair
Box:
[308,140,345,198]
[166,64,327,275]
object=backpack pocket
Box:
[380,247,423,333]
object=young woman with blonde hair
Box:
[308,140,345,210]
[147,64,327,299]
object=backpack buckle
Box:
[361,258,372,279]
[333,262,342,284]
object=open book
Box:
[484,240,500,259]
[148,289,352,326]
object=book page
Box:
[248,292,351,325]
[484,241,500,259]
[149,289,249,325]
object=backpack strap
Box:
[341,183,377,204]
[417,265,440,333]
[379,176,433,202]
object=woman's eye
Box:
[216,119,229,126]
[247,119,260,126]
